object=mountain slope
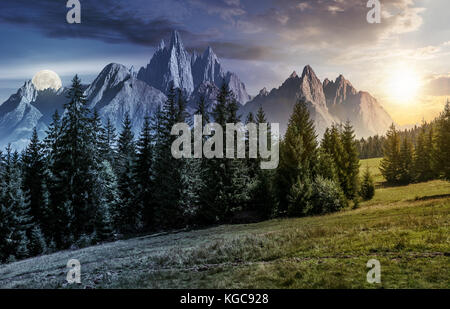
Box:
[138,31,250,107]
[323,75,394,137]
[138,31,194,96]
[0,64,167,150]
[240,66,394,138]
[86,63,167,135]
[239,66,337,137]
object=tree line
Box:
[357,120,439,159]
[380,101,450,185]
[0,75,371,263]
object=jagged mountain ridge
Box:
[138,31,250,108]
[0,31,394,150]
[239,66,394,138]
[0,64,167,150]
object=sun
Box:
[386,66,421,104]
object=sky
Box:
[0,0,449,125]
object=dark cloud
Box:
[0,0,425,62]
[0,0,192,47]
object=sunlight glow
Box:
[386,66,421,104]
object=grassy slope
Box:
[0,160,449,289]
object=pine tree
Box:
[248,107,275,219]
[0,146,32,261]
[22,128,50,234]
[434,101,450,180]
[152,86,185,228]
[380,124,401,184]
[50,75,96,247]
[115,112,140,233]
[398,136,414,184]
[94,161,117,241]
[43,110,61,165]
[100,118,117,165]
[359,165,375,201]
[276,98,318,216]
[413,126,434,182]
[135,116,154,229]
[340,121,360,199]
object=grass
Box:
[0,159,449,289]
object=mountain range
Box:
[0,31,393,150]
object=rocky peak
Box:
[324,73,357,106]
[289,71,298,79]
[158,39,166,51]
[299,65,326,106]
[18,80,39,103]
[259,87,269,97]
[169,30,183,50]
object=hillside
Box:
[0,159,449,289]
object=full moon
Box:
[32,70,62,91]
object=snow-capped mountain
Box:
[239,65,337,137]
[138,31,194,96]
[0,32,394,150]
[0,81,65,150]
[0,63,167,150]
[85,63,167,134]
[138,31,250,107]
[239,66,394,138]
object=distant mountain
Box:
[240,66,394,138]
[0,81,65,150]
[138,31,194,96]
[323,75,394,138]
[138,31,250,108]
[0,64,167,150]
[0,31,394,150]
[85,63,167,134]
[239,66,337,137]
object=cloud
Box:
[424,74,450,96]
[0,0,195,47]
[0,0,427,63]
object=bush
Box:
[287,177,313,217]
[360,166,375,201]
[310,176,348,215]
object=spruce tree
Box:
[276,98,318,216]
[100,117,117,165]
[94,161,117,241]
[135,116,154,229]
[0,146,32,261]
[398,136,414,184]
[359,165,375,201]
[50,75,96,246]
[340,121,360,200]
[115,112,140,233]
[22,128,50,232]
[413,126,434,182]
[434,101,450,180]
[380,124,401,184]
[152,87,185,228]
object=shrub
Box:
[360,166,375,201]
[310,176,348,215]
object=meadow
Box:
[0,159,448,289]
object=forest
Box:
[1,75,449,264]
